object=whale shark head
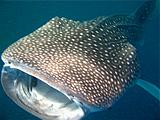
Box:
[1,16,139,120]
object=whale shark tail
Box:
[134,0,156,25]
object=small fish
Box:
[1,0,159,120]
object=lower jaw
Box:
[1,65,85,120]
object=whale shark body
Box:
[1,0,159,120]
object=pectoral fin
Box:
[136,79,160,101]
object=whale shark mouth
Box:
[1,65,84,120]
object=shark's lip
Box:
[1,56,80,103]
[1,62,85,120]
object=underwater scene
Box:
[0,0,159,120]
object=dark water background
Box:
[0,0,159,120]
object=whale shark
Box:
[1,0,159,120]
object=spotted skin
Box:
[2,16,139,108]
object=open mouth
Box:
[1,65,84,120]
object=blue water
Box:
[0,0,159,120]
